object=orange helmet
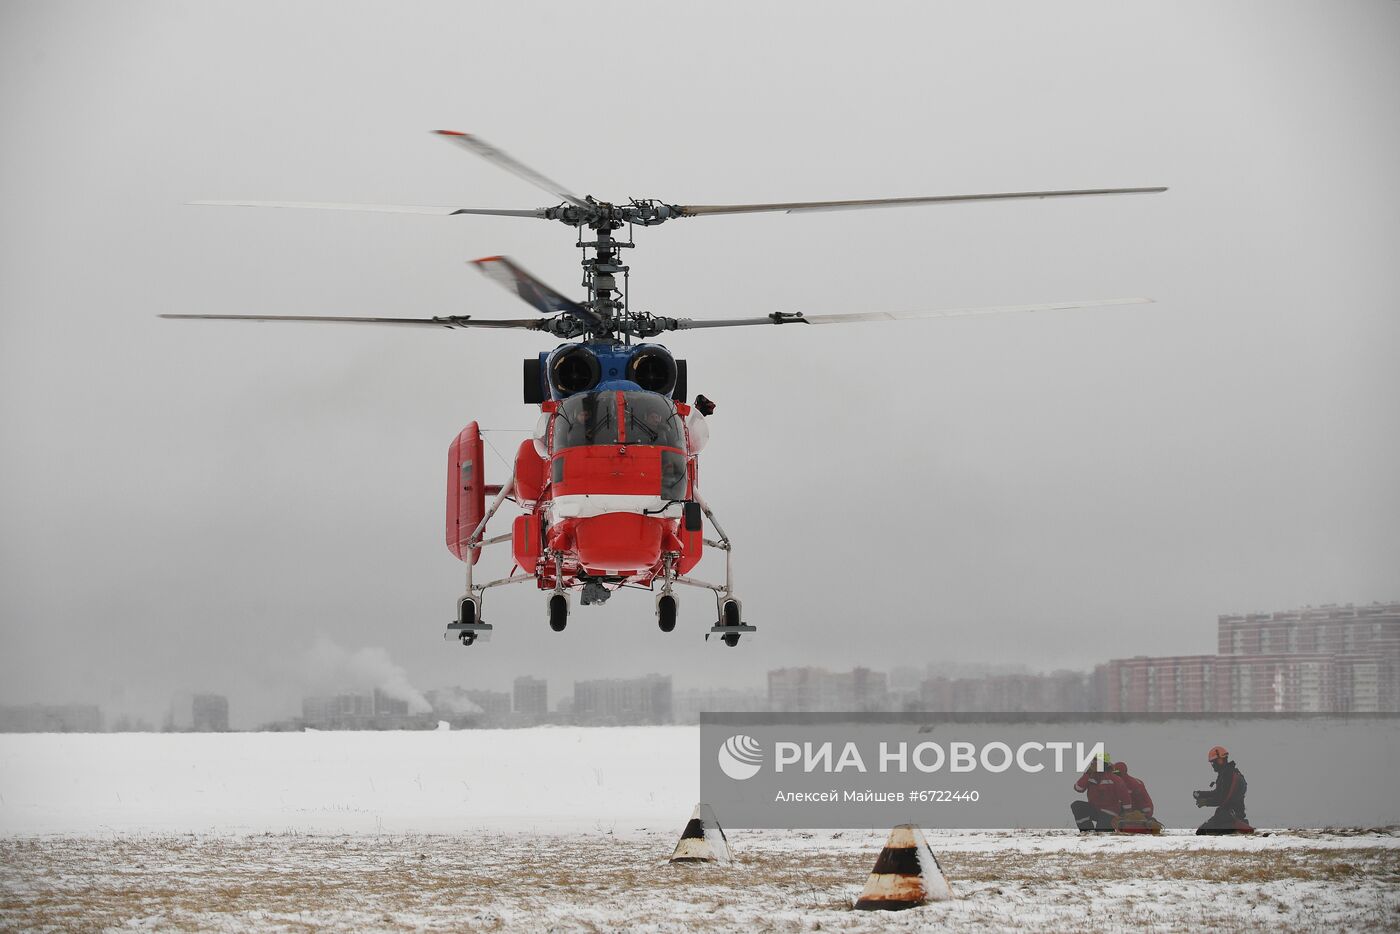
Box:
[1207,745,1229,764]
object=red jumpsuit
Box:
[1112,762,1154,817]
[1071,768,1131,831]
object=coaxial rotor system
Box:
[165,131,1166,340]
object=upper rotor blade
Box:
[190,200,548,218]
[669,297,1154,330]
[471,255,600,325]
[677,187,1166,217]
[435,131,590,209]
[159,313,545,330]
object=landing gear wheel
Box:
[719,597,743,646]
[453,598,480,646]
[548,593,569,632]
[721,599,741,629]
[657,594,678,633]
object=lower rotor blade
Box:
[190,200,548,218]
[159,313,545,330]
[471,255,600,326]
[670,297,1154,330]
[678,187,1166,217]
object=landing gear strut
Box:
[668,495,756,645]
[446,476,525,646]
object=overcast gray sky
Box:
[2,1,1397,727]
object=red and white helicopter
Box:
[166,131,1163,646]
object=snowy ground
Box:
[3,829,1398,931]
[2,729,1397,930]
[0,728,698,835]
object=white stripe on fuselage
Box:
[548,494,683,520]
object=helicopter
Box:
[164,131,1165,647]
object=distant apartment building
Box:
[573,674,673,725]
[302,689,419,729]
[1098,652,1341,714]
[513,676,549,720]
[1335,653,1393,713]
[303,692,372,725]
[464,690,511,717]
[0,704,104,733]
[1225,654,1337,713]
[885,666,926,710]
[1219,603,1398,712]
[1218,603,1400,660]
[1097,602,1399,713]
[374,689,410,717]
[767,667,889,712]
[888,666,925,694]
[191,694,229,732]
[672,687,768,723]
[1095,655,1229,713]
[921,670,1093,713]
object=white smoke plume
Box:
[303,636,431,714]
[426,687,484,716]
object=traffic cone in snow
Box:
[669,803,732,864]
[853,824,954,910]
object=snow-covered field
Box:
[3,828,1397,931]
[2,729,1397,931]
[0,727,699,835]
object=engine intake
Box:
[626,345,678,396]
[550,345,601,395]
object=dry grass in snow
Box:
[3,829,1398,932]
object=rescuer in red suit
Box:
[1070,753,1131,832]
[1111,760,1154,818]
[1109,759,1164,832]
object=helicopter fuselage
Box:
[447,342,726,635]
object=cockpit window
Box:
[553,391,685,451]
[623,392,684,449]
[553,391,618,449]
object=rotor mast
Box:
[558,199,684,342]
[578,212,631,340]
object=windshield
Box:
[623,392,684,448]
[553,391,684,451]
[554,391,618,449]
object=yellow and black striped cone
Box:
[669,803,732,864]
[853,824,953,910]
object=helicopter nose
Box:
[574,514,664,573]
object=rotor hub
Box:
[543,199,681,229]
